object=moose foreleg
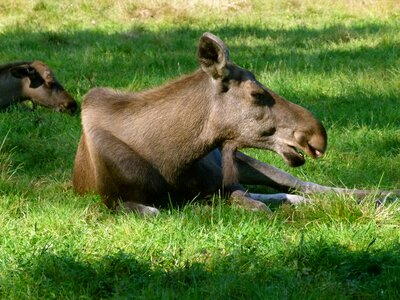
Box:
[216,145,270,211]
[86,128,169,216]
[235,151,400,204]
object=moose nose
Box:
[308,142,325,158]
[308,125,327,158]
[294,124,327,159]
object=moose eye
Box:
[260,127,276,136]
[251,88,264,98]
[27,67,36,75]
[252,90,275,107]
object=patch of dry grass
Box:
[1,0,399,31]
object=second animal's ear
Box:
[10,65,44,88]
[42,70,55,87]
[9,64,32,78]
[198,32,230,79]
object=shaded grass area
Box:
[4,243,400,299]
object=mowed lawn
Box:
[0,1,399,299]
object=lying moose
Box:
[0,61,77,113]
[73,32,399,215]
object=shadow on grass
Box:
[2,241,399,298]
[0,107,81,180]
[1,21,398,91]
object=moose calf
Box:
[0,61,77,113]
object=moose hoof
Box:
[117,202,160,217]
[230,190,272,213]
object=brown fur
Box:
[73,32,327,215]
[0,61,77,113]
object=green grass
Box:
[0,0,399,299]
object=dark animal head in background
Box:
[0,60,77,113]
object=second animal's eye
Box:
[27,67,36,75]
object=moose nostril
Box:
[309,131,327,154]
[295,130,326,158]
[309,143,324,158]
[308,131,327,158]
[315,149,323,157]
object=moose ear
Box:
[10,65,44,88]
[42,70,55,87]
[30,61,55,87]
[9,64,32,78]
[198,32,230,79]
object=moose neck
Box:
[123,70,224,181]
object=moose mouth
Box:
[282,144,324,167]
